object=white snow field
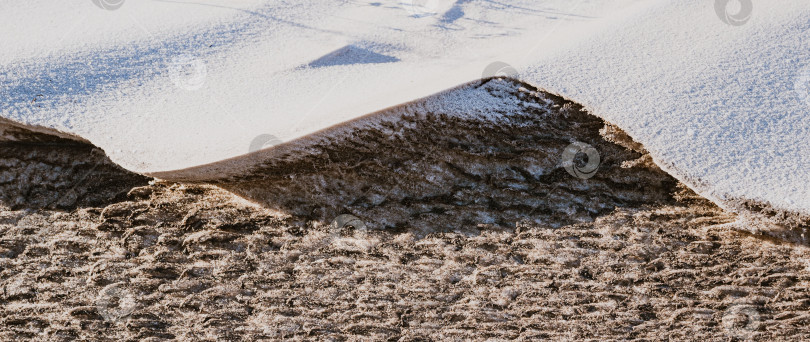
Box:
[1,1,809,218]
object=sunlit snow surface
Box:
[1,0,809,217]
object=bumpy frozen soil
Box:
[207,79,681,235]
[2,183,810,341]
[0,120,150,209]
[1,79,809,341]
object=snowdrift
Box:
[1,1,808,225]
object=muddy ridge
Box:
[199,79,681,235]
[2,79,806,233]
[2,78,810,340]
[1,79,685,231]
[0,122,150,210]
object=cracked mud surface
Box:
[1,79,809,341]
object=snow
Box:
[1,1,809,217]
[525,1,810,217]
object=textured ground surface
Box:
[1,80,809,341]
[2,184,810,341]
[213,79,680,235]
[0,120,150,209]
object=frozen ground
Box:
[2,2,810,337]
[2,165,810,341]
[1,79,809,341]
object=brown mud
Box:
[1,79,809,341]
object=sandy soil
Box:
[1,79,809,341]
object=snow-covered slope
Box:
[1,1,808,218]
[526,1,810,219]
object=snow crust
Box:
[1,1,808,216]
